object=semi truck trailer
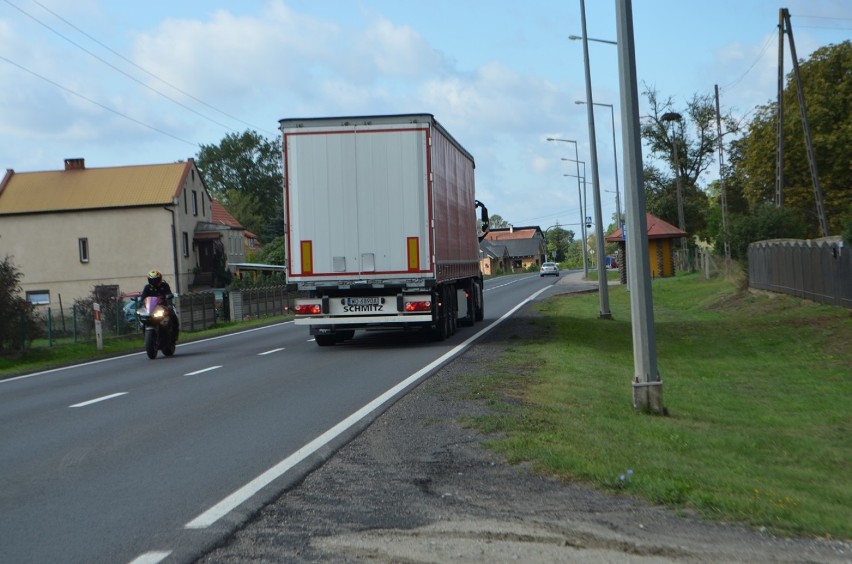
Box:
[279,113,488,346]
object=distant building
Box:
[481,226,546,272]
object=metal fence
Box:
[748,237,851,308]
[8,286,303,352]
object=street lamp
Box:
[547,137,588,277]
[576,100,621,228]
[576,0,612,319]
[660,111,687,257]
[568,34,617,45]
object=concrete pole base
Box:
[632,379,666,415]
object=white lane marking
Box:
[128,551,172,564]
[1,321,294,384]
[258,348,285,356]
[184,366,222,376]
[185,285,550,530]
[69,392,128,408]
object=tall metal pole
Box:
[609,104,622,227]
[575,101,622,227]
[776,8,785,208]
[615,0,663,414]
[661,112,687,259]
[549,138,589,277]
[579,0,611,319]
[714,84,730,260]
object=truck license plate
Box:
[347,297,381,306]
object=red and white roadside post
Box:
[93,303,104,350]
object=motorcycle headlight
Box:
[136,307,147,317]
[152,307,166,319]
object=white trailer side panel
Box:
[285,123,432,283]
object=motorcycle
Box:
[137,295,179,359]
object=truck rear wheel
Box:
[315,334,337,346]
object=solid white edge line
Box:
[127,550,172,564]
[69,392,128,408]
[258,348,285,356]
[184,285,550,530]
[184,366,222,376]
[1,321,294,384]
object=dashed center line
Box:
[184,366,222,376]
[69,392,128,408]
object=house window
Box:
[26,290,50,305]
[192,190,198,216]
[79,238,89,263]
[201,192,206,216]
[182,232,189,257]
[184,190,188,214]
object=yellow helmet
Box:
[147,270,163,286]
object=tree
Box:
[733,41,852,237]
[544,226,574,263]
[640,85,739,242]
[0,256,37,352]
[254,236,286,266]
[196,130,284,244]
[726,204,807,260]
[488,214,510,229]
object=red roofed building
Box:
[481,226,546,272]
[606,213,687,281]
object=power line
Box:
[4,0,275,136]
[0,54,198,147]
[25,0,273,135]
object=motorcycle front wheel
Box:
[144,330,158,359]
[163,329,176,356]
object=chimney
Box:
[64,158,85,171]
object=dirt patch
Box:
[199,306,851,564]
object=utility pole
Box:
[579,0,612,319]
[661,112,687,260]
[615,0,663,414]
[776,8,785,208]
[714,85,730,260]
[777,8,829,236]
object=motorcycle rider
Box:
[141,270,179,339]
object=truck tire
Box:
[474,283,484,322]
[459,288,474,327]
[315,334,337,346]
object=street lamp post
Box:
[576,101,621,227]
[578,0,612,319]
[661,112,688,258]
[616,0,663,413]
[547,137,588,277]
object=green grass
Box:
[0,315,292,379]
[464,272,852,540]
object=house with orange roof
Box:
[605,213,687,280]
[481,225,546,272]
[0,157,226,306]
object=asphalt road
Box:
[0,271,580,564]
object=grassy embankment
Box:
[465,271,851,539]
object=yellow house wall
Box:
[0,166,211,305]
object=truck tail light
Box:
[404,301,431,312]
[295,303,321,315]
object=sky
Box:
[1,0,850,234]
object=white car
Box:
[540,262,559,277]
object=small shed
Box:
[606,213,687,282]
